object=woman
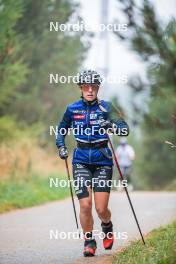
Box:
[56,70,129,257]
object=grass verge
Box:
[0,173,70,213]
[113,221,176,264]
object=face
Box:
[80,84,99,101]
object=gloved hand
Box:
[115,119,129,136]
[99,118,112,129]
[58,146,68,160]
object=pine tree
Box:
[115,0,176,187]
[7,0,87,125]
[0,0,28,114]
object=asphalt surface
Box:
[0,191,176,264]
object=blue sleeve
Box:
[107,102,129,136]
[56,107,72,149]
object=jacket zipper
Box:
[86,105,91,164]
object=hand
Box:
[58,146,68,160]
[115,119,129,136]
[99,118,112,129]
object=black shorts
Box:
[72,163,113,200]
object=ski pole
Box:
[107,135,146,245]
[65,158,80,237]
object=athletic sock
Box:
[101,221,113,234]
[84,232,96,249]
[84,231,93,240]
[102,221,112,227]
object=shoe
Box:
[101,221,114,250]
[83,238,97,257]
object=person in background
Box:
[116,138,135,191]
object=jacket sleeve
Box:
[108,103,129,136]
[56,107,72,149]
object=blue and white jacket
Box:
[56,99,129,166]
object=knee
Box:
[95,206,107,217]
[80,202,92,215]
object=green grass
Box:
[113,221,176,264]
[0,174,70,213]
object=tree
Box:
[115,0,176,188]
[0,0,28,114]
[9,0,87,126]
[0,0,87,146]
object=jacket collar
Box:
[81,96,98,107]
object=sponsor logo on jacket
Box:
[90,113,97,119]
[74,114,85,119]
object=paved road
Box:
[0,192,176,264]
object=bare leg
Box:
[79,187,93,233]
[94,192,111,223]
